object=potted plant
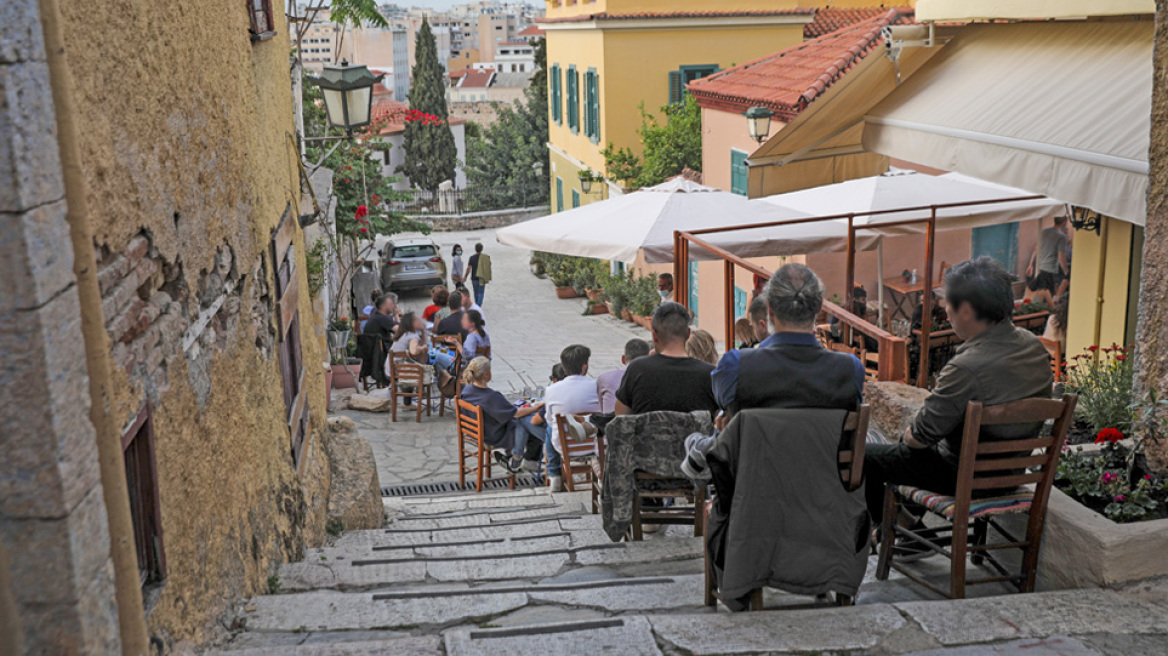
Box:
[578,167,604,191]
[628,274,659,328]
[550,257,579,298]
[328,317,362,389]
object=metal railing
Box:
[392,184,548,215]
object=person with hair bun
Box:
[711,263,866,417]
[459,357,545,473]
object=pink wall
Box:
[701,106,781,192]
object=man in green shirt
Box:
[864,257,1053,528]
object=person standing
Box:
[466,243,492,306]
[657,273,674,303]
[1025,215,1070,296]
[450,244,466,291]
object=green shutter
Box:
[571,189,580,208]
[567,66,578,133]
[556,177,563,212]
[730,149,748,196]
[668,70,683,104]
[585,70,600,143]
[550,64,561,124]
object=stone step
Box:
[243,576,706,633]
[383,502,588,531]
[210,632,442,655]
[444,616,661,656]
[385,489,590,517]
[335,511,603,549]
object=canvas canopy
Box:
[494,177,809,264]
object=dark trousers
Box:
[863,442,959,525]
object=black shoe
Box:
[493,451,521,474]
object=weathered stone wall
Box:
[1136,1,1168,472]
[414,205,550,231]
[0,1,121,652]
[53,0,331,646]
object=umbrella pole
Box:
[917,209,937,388]
[877,237,885,329]
[724,260,735,353]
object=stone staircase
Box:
[208,488,1168,655]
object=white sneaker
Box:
[521,459,541,473]
[549,476,563,493]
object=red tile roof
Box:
[537,9,815,24]
[517,24,545,36]
[457,69,495,88]
[804,6,902,39]
[688,8,913,121]
[371,99,464,136]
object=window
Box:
[583,69,600,143]
[272,207,308,469]
[123,402,165,588]
[668,64,719,104]
[730,149,748,196]
[392,244,438,259]
[556,177,564,212]
[248,0,277,41]
[571,189,580,208]
[734,286,748,320]
[550,64,562,124]
[688,261,699,322]
[567,65,579,133]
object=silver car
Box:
[380,236,447,292]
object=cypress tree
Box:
[398,17,458,192]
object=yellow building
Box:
[539,0,816,210]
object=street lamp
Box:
[744,106,774,144]
[306,60,385,138]
[580,177,594,195]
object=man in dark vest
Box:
[712,263,865,417]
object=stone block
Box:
[244,589,527,632]
[209,635,442,655]
[97,253,128,296]
[124,234,150,262]
[0,200,75,314]
[528,575,703,612]
[0,62,63,212]
[865,380,929,439]
[445,616,661,656]
[0,0,47,64]
[0,288,101,518]
[326,417,384,532]
[348,394,391,413]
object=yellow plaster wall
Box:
[60,0,329,642]
[1067,217,1136,357]
[547,28,608,175]
[917,0,1152,22]
[545,0,804,20]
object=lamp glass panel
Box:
[346,87,372,126]
[323,88,347,127]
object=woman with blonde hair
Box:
[459,357,545,474]
[686,328,720,366]
[734,317,757,349]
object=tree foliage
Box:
[463,38,549,203]
[602,96,702,188]
[398,18,458,192]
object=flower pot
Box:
[555,286,579,299]
[331,359,361,389]
[588,301,608,315]
[586,288,603,302]
[622,308,633,322]
[605,301,617,315]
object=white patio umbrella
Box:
[495,177,811,264]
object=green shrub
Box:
[1066,345,1136,434]
[602,270,632,313]
[629,274,660,316]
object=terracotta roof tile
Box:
[517,24,545,36]
[537,8,815,24]
[458,69,496,88]
[371,99,464,136]
[688,8,913,121]
[804,6,903,39]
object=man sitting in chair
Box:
[863,257,1053,529]
[712,263,865,417]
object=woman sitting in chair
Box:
[461,310,491,360]
[460,357,545,474]
[389,312,457,377]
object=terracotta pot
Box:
[586,288,603,302]
[630,313,646,328]
[555,286,579,299]
[622,308,633,322]
[589,302,608,315]
[331,360,361,389]
[605,301,617,315]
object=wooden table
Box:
[883,276,927,322]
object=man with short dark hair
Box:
[712,263,864,416]
[596,338,651,413]
[616,302,718,416]
[361,294,399,348]
[466,242,492,306]
[542,344,601,491]
[747,296,770,345]
[657,273,674,303]
[863,257,1053,526]
[436,290,467,338]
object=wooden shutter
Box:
[668,70,683,104]
[556,177,564,212]
[567,66,578,133]
[123,402,165,586]
[271,205,309,469]
[730,149,748,196]
[551,64,561,124]
[571,189,580,208]
[585,70,600,142]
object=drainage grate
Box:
[381,475,542,497]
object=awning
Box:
[863,20,1153,225]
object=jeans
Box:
[472,279,485,306]
[512,415,545,460]
[544,422,562,477]
[863,442,958,525]
[432,351,456,373]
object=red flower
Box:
[355,205,368,220]
[1094,428,1124,444]
[358,227,368,234]
[1116,355,1127,361]
[1088,345,1099,352]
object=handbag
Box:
[437,368,459,398]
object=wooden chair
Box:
[455,399,515,493]
[704,406,870,610]
[554,414,599,493]
[389,352,432,423]
[875,394,1078,599]
[1038,337,1063,382]
[629,476,707,540]
[477,345,491,360]
[435,349,462,418]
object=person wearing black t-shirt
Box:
[435,290,468,339]
[362,294,399,348]
[615,301,718,416]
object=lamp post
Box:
[305,60,385,141]
[744,106,774,144]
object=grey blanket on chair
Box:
[600,410,714,541]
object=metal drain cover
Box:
[381,475,542,497]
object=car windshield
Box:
[393,245,437,259]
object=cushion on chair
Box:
[897,485,1033,521]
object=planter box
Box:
[588,302,609,315]
[586,288,603,302]
[331,361,361,389]
[622,308,633,322]
[555,286,579,299]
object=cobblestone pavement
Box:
[338,228,649,487]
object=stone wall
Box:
[0,1,121,652]
[414,205,550,231]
